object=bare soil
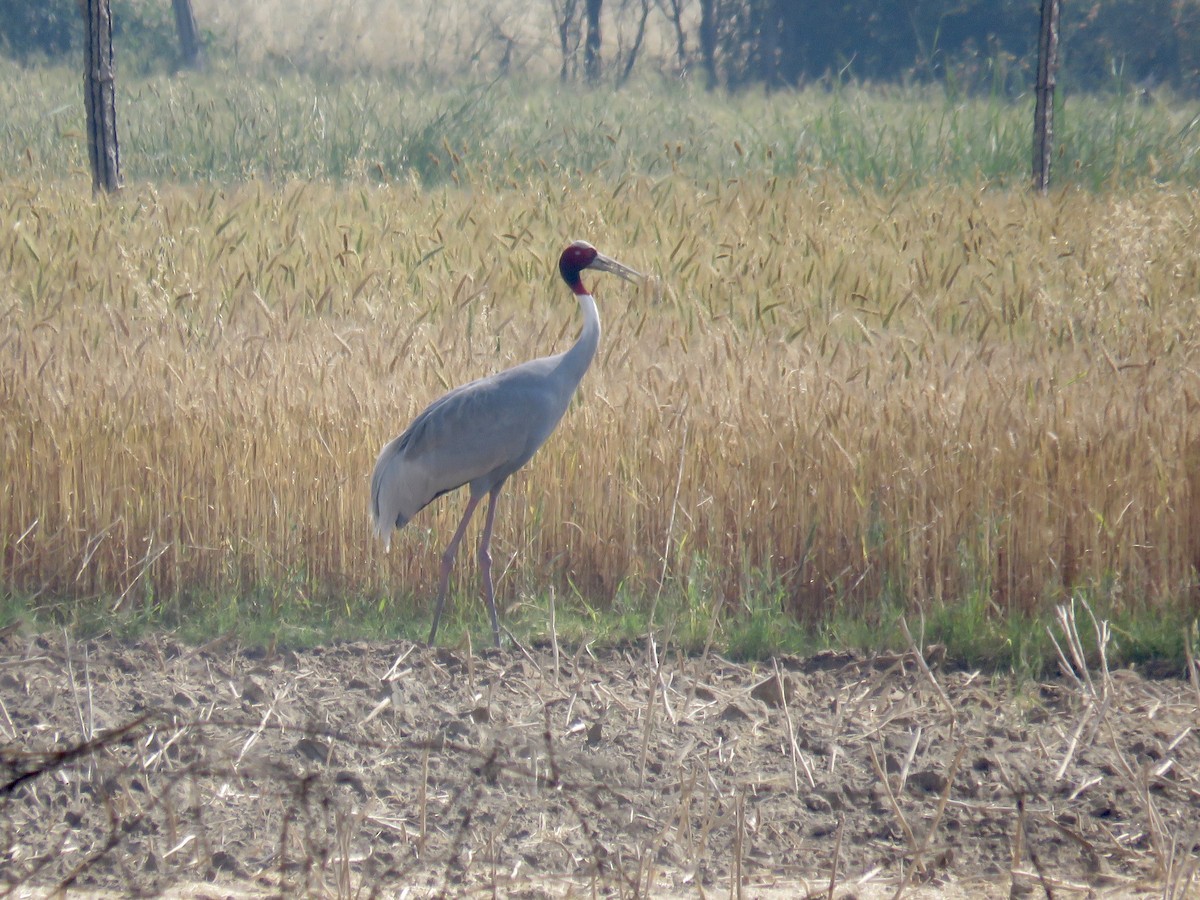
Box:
[2,629,1198,897]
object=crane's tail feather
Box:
[371,500,410,552]
[370,493,408,552]
[370,436,421,551]
[372,517,394,551]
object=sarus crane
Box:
[370,240,642,648]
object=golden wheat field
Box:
[1,170,1198,635]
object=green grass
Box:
[5,573,1195,681]
[3,60,1200,189]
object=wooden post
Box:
[1032,0,1060,193]
[83,0,121,194]
[172,0,206,71]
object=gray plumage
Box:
[370,240,641,648]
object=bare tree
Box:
[83,0,121,194]
[616,0,652,86]
[1032,0,1061,193]
[551,0,650,85]
[657,0,690,76]
[551,0,583,81]
[172,0,206,71]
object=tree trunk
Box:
[172,0,206,71]
[756,0,783,89]
[698,0,718,90]
[83,0,121,195]
[1032,0,1060,193]
[584,0,602,83]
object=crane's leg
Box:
[428,491,484,646]
[477,484,504,648]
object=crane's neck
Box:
[554,291,600,390]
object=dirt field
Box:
[2,627,1198,898]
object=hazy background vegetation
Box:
[1,0,1197,95]
[0,1,1198,671]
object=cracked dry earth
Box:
[1,629,1199,898]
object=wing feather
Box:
[369,358,569,546]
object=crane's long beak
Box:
[588,252,643,284]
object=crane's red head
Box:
[559,240,642,296]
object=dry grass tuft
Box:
[1,173,1198,627]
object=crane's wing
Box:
[370,361,566,547]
